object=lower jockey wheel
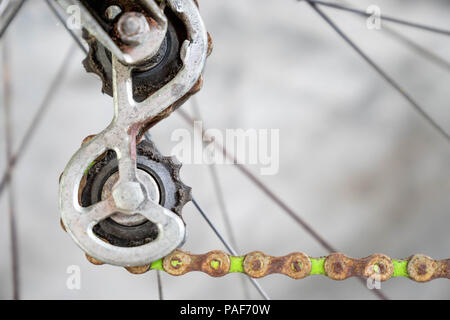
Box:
[79,140,191,248]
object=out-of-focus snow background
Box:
[0,0,449,299]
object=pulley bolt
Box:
[117,12,150,46]
[112,181,145,212]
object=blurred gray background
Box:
[0,0,449,299]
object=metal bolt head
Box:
[112,181,145,212]
[117,12,150,46]
[122,17,141,35]
[101,169,160,226]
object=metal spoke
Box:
[383,25,450,72]
[190,99,240,250]
[303,0,450,143]
[2,36,19,300]
[207,165,240,250]
[178,109,337,253]
[156,270,164,300]
[0,0,27,39]
[328,0,450,73]
[333,0,450,72]
[190,97,251,299]
[302,0,450,36]
[0,44,76,201]
[191,197,271,301]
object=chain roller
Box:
[138,250,450,282]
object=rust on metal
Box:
[125,265,150,274]
[324,253,352,280]
[207,32,213,57]
[81,134,97,146]
[60,218,67,232]
[85,253,104,266]
[363,254,394,282]
[161,250,313,279]
[280,252,311,279]
[324,253,395,281]
[79,247,449,283]
[163,250,231,277]
[243,251,271,278]
[201,251,230,277]
[435,259,450,279]
[136,75,204,141]
[163,249,192,276]
[408,254,437,282]
[155,250,448,282]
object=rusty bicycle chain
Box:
[142,250,450,283]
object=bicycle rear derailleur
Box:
[56,1,450,285]
[58,0,211,272]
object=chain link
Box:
[145,250,450,283]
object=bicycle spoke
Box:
[0,0,27,39]
[383,25,450,72]
[0,45,76,201]
[191,197,271,301]
[156,270,164,300]
[304,0,450,143]
[2,36,20,300]
[190,97,251,299]
[335,0,450,73]
[302,0,450,36]
[190,99,240,250]
[178,109,337,253]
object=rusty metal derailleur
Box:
[58,0,211,271]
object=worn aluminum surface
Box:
[59,0,208,267]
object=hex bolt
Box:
[117,12,150,46]
[112,181,145,212]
